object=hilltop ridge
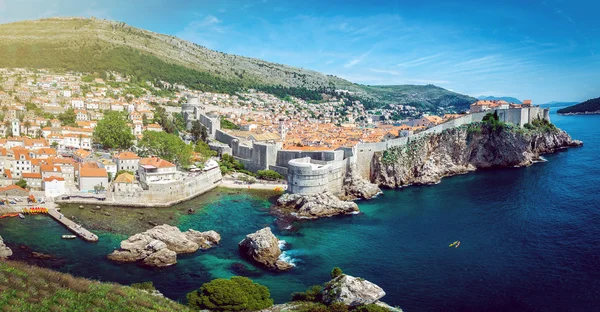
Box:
[0,17,476,111]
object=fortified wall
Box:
[210,107,549,196]
[109,168,222,206]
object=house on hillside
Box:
[22,172,42,190]
[0,185,28,197]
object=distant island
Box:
[557,97,600,115]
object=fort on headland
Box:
[184,96,550,196]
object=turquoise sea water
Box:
[1,108,599,311]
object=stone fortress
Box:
[183,96,550,196]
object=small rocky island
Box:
[239,227,293,271]
[0,235,12,258]
[275,192,359,219]
[108,224,220,267]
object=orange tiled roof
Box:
[114,152,140,160]
[22,172,42,179]
[139,157,175,168]
[44,176,65,182]
[79,167,107,178]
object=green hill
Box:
[557,97,600,115]
[0,17,476,111]
[0,260,189,312]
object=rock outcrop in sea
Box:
[238,227,293,271]
[371,124,583,188]
[322,274,387,307]
[275,192,359,219]
[0,235,12,258]
[342,165,382,200]
[108,224,220,267]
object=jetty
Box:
[47,208,98,242]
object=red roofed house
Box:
[138,157,176,189]
[44,176,66,198]
[22,172,42,190]
[78,166,108,193]
[113,151,140,172]
[0,185,29,197]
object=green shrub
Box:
[291,285,323,302]
[331,267,343,279]
[186,276,273,311]
[307,303,330,312]
[256,169,284,181]
[354,304,391,312]
[328,302,349,312]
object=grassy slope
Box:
[0,17,475,110]
[0,260,189,312]
[557,97,600,114]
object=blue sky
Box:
[1,0,599,103]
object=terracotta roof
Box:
[114,172,135,183]
[73,149,91,158]
[0,185,27,193]
[4,169,12,179]
[139,157,175,168]
[44,176,65,182]
[40,164,61,173]
[22,172,42,179]
[79,167,107,178]
[114,151,140,160]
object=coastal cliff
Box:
[371,123,583,188]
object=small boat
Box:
[62,235,77,239]
[449,240,459,247]
[18,213,25,219]
[455,241,460,248]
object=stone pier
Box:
[47,207,98,242]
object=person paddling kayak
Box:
[449,240,459,247]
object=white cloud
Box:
[397,53,444,68]
[368,68,401,75]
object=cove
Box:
[0,108,599,311]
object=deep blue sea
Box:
[1,108,599,311]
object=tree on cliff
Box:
[93,111,134,149]
[186,276,273,311]
[190,120,208,143]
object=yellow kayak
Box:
[449,240,459,247]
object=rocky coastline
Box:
[108,224,220,267]
[239,227,293,271]
[370,125,583,188]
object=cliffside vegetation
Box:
[557,97,600,114]
[0,17,475,110]
[186,276,273,311]
[0,260,189,311]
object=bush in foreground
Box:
[186,276,273,311]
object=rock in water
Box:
[238,227,293,271]
[322,275,386,307]
[108,224,220,267]
[0,235,13,258]
[371,125,583,188]
[184,229,221,249]
[275,192,359,219]
[342,165,382,200]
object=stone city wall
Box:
[111,168,222,206]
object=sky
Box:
[1,0,599,103]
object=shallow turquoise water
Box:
[1,108,599,311]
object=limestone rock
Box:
[184,229,221,249]
[239,227,293,271]
[0,235,12,258]
[108,224,220,267]
[371,126,583,188]
[142,248,177,267]
[322,275,386,307]
[343,165,382,200]
[275,192,359,219]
